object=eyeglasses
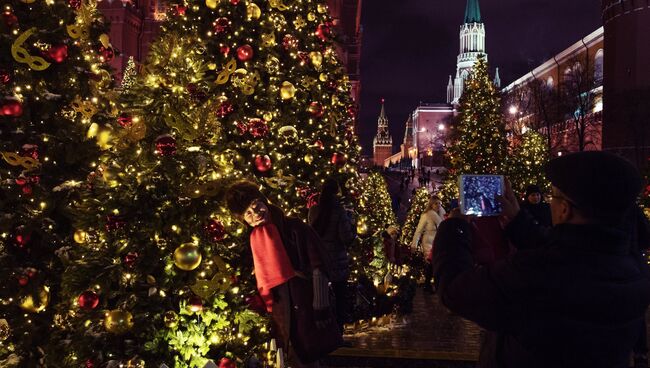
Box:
[551,193,579,208]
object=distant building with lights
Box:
[375,0,499,168]
[502,28,604,155]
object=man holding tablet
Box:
[432,151,650,367]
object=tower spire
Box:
[379,98,387,122]
[493,67,501,88]
[464,0,481,24]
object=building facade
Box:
[601,0,650,167]
[502,28,604,155]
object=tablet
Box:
[459,175,504,216]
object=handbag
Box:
[288,277,343,363]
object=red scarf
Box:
[249,222,296,312]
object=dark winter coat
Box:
[520,201,552,228]
[308,201,355,282]
[432,211,650,368]
[267,205,340,362]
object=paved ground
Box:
[324,288,481,368]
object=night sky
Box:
[357,0,602,155]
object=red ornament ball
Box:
[18,275,29,286]
[14,231,30,248]
[282,34,299,50]
[117,113,132,127]
[205,219,227,242]
[0,69,11,84]
[213,17,231,36]
[315,23,331,41]
[21,186,32,195]
[254,155,272,173]
[46,45,68,63]
[155,135,176,156]
[172,4,186,15]
[215,101,234,118]
[1,100,23,117]
[20,144,39,160]
[229,0,240,4]
[220,45,231,56]
[308,102,324,118]
[219,357,236,368]
[236,44,254,61]
[78,290,100,310]
[123,252,138,267]
[2,11,18,28]
[347,106,357,119]
[331,152,347,166]
[68,0,82,8]
[313,140,324,150]
[188,295,203,313]
[248,118,269,138]
[85,359,95,368]
[99,46,114,62]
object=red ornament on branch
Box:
[0,69,11,85]
[315,23,331,41]
[236,44,254,61]
[219,357,236,368]
[2,11,18,28]
[78,290,100,310]
[172,4,186,15]
[99,46,114,62]
[229,0,240,4]
[216,101,234,118]
[331,152,347,166]
[205,219,227,242]
[46,45,68,63]
[254,155,272,173]
[68,0,82,8]
[282,34,299,50]
[20,144,39,160]
[308,102,324,118]
[123,252,138,267]
[117,113,132,127]
[155,135,177,156]
[1,100,23,117]
[220,45,231,56]
[187,295,203,313]
[247,118,269,138]
[213,17,231,36]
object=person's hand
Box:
[496,178,520,226]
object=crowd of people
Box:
[224,151,650,368]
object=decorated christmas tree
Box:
[399,187,430,247]
[120,56,137,91]
[49,0,360,366]
[441,56,508,203]
[0,0,115,365]
[508,130,550,197]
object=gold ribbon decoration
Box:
[1,152,41,170]
[71,97,98,119]
[190,255,230,299]
[66,24,89,39]
[264,170,295,189]
[232,68,260,96]
[269,0,290,11]
[11,28,51,71]
[215,58,237,85]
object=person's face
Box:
[432,200,441,211]
[549,185,573,225]
[527,192,542,205]
[243,199,269,227]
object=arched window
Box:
[546,76,554,88]
[594,49,604,83]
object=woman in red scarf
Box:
[225,181,342,367]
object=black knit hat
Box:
[545,151,642,223]
[525,185,542,197]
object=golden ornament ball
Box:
[317,4,328,13]
[319,73,328,82]
[104,309,134,334]
[304,154,314,164]
[19,286,50,313]
[263,112,273,122]
[309,52,323,68]
[126,358,145,368]
[0,319,10,342]
[246,3,262,19]
[205,0,218,9]
[73,229,87,244]
[307,12,317,21]
[280,81,296,100]
[163,310,178,328]
[173,243,202,271]
[356,220,369,236]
